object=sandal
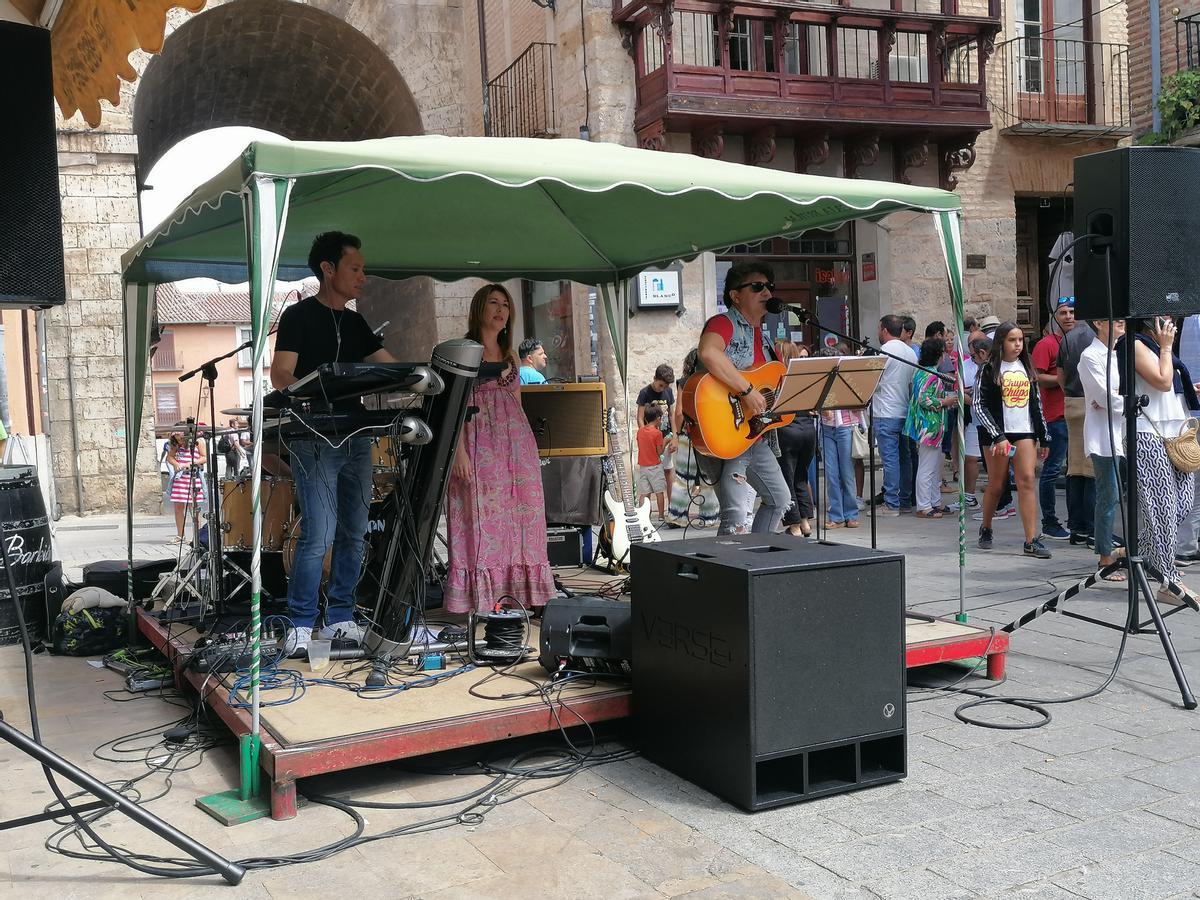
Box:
[914,509,944,519]
[824,520,845,529]
[785,524,806,537]
[799,519,813,537]
[845,519,860,528]
[1099,568,1126,582]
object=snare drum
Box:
[221,476,295,551]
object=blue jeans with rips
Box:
[286,438,373,629]
[874,417,910,511]
[716,439,792,535]
[1039,418,1068,527]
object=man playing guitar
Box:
[697,262,801,534]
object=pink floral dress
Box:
[444,364,556,613]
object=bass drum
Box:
[282,518,332,581]
[221,476,295,551]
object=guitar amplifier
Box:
[520,383,608,458]
[546,525,583,567]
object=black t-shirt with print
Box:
[636,384,675,434]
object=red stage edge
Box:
[904,611,1009,680]
[137,608,1006,820]
[136,609,632,820]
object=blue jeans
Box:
[874,417,911,510]
[1066,475,1096,537]
[822,424,859,523]
[1039,419,1068,527]
[287,438,373,628]
[716,439,792,535]
[1091,454,1121,558]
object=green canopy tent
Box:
[120,135,970,816]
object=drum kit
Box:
[155,408,401,617]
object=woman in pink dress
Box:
[166,431,207,543]
[445,284,556,614]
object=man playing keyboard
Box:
[270,231,397,656]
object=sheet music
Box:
[823,356,886,410]
[773,355,886,414]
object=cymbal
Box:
[221,408,254,417]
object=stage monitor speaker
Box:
[519,383,608,457]
[0,21,66,309]
[631,536,906,811]
[1073,146,1200,320]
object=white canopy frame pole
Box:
[238,174,294,801]
[123,280,156,624]
[934,210,969,623]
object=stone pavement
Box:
[2,505,1200,898]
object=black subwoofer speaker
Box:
[1073,146,1200,320]
[631,536,906,811]
[0,21,66,309]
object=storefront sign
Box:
[636,268,682,309]
[861,252,876,283]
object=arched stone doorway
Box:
[132,0,441,363]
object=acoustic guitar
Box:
[680,360,795,460]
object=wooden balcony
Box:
[615,0,1000,163]
[993,37,1130,137]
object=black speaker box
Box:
[82,559,178,602]
[1073,146,1200,320]
[631,536,906,811]
[0,21,66,308]
[538,595,631,676]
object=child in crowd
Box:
[635,406,668,520]
[973,322,1053,559]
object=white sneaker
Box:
[973,503,1015,521]
[946,495,979,512]
[283,625,312,658]
[323,619,366,645]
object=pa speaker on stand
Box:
[0,21,66,308]
[1073,146,1200,320]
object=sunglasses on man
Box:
[1054,296,1075,308]
[736,281,775,293]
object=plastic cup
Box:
[307,639,332,673]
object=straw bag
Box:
[1148,418,1200,475]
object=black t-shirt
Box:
[636,385,675,433]
[275,296,383,380]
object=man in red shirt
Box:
[697,262,800,534]
[1031,298,1076,540]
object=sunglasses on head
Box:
[736,281,775,293]
[1055,296,1075,308]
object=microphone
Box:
[765,298,812,324]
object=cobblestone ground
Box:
[2,504,1199,898]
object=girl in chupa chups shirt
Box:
[972,322,1051,559]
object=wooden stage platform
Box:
[137,605,1006,821]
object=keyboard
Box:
[267,363,444,407]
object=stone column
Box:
[52,126,158,515]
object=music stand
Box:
[772,356,886,542]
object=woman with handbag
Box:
[1119,316,1200,606]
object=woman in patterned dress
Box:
[166,430,207,543]
[444,284,556,614]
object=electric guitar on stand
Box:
[680,360,794,460]
[595,407,661,571]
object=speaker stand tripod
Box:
[1004,320,1196,710]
